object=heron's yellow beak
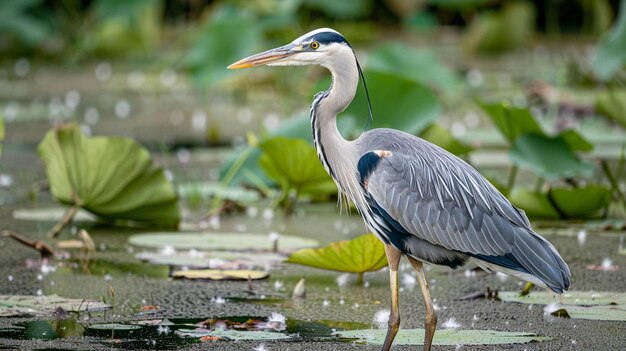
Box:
[228,44,298,69]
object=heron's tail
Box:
[473,228,571,293]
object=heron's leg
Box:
[382,244,402,351]
[408,257,436,351]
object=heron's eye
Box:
[310,41,320,50]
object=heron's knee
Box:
[425,309,437,326]
[388,313,400,329]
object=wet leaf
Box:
[173,269,268,280]
[596,89,626,128]
[333,328,550,345]
[176,328,292,341]
[592,1,626,80]
[259,137,335,196]
[285,233,388,273]
[38,124,179,227]
[0,295,109,317]
[509,133,594,180]
[419,123,473,156]
[128,232,318,252]
[508,186,612,219]
[499,291,626,321]
[367,43,460,92]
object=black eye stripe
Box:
[303,31,349,46]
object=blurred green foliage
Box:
[593,0,626,80]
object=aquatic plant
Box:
[38,124,179,236]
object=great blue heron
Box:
[229,28,571,351]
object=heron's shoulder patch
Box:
[358,150,392,188]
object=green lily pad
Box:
[285,233,387,273]
[259,137,335,196]
[592,2,626,80]
[333,328,550,345]
[509,133,594,180]
[596,89,626,128]
[176,328,292,341]
[366,43,460,92]
[88,323,142,331]
[13,207,97,222]
[477,101,543,145]
[128,232,318,252]
[499,291,626,321]
[38,124,179,227]
[508,186,612,219]
[419,123,473,156]
[0,295,110,317]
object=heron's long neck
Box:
[311,50,364,210]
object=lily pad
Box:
[0,295,110,317]
[136,250,285,268]
[88,323,142,331]
[285,233,387,273]
[333,328,550,345]
[259,136,336,196]
[508,186,612,219]
[172,269,269,280]
[366,43,460,92]
[592,2,626,80]
[128,232,318,252]
[477,101,543,145]
[38,124,179,227]
[498,291,626,321]
[177,182,261,203]
[13,207,97,222]
[176,328,292,341]
[509,133,594,180]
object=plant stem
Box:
[507,165,519,190]
[356,272,364,286]
[600,159,626,211]
[1,230,55,257]
[47,206,78,238]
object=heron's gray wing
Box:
[361,147,570,293]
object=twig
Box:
[47,206,78,238]
[0,230,55,258]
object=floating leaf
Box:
[177,328,292,341]
[13,207,96,222]
[129,232,318,252]
[0,295,109,317]
[38,124,179,227]
[88,324,142,331]
[592,0,626,80]
[259,137,335,197]
[499,291,626,321]
[508,186,612,219]
[285,233,387,273]
[136,250,285,268]
[366,43,460,92]
[419,123,473,156]
[177,182,261,203]
[333,328,550,345]
[596,89,626,128]
[509,133,594,180]
[172,269,268,280]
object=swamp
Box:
[0,0,625,350]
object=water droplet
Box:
[322,299,330,307]
[95,62,112,81]
[247,207,258,218]
[373,309,390,326]
[442,317,460,329]
[84,107,99,125]
[254,344,267,351]
[262,208,274,220]
[114,100,131,118]
[104,274,113,281]
[212,296,226,304]
[160,245,176,256]
[0,174,13,187]
[466,69,483,87]
[36,289,42,296]
[7,275,14,282]
[601,258,613,269]
[273,280,283,290]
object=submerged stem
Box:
[47,206,78,238]
[1,230,55,257]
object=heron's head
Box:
[228,28,352,70]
